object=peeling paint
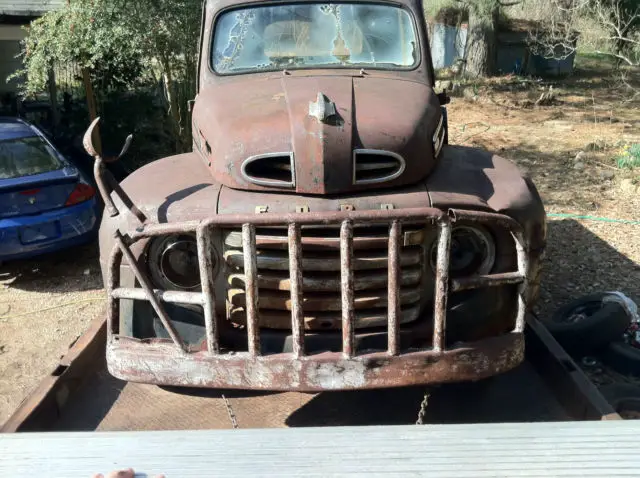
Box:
[106,333,524,391]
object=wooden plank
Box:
[1,315,106,433]
[525,315,620,421]
[1,422,640,477]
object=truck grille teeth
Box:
[223,225,428,330]
[353,150,406,185]
[241,153,295,188]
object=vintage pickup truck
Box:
[88,0,546,391]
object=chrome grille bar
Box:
[513,231,529,333]
[197,224,220,354]
[106,245,122,343]
[106,206,530,362]
[288,223,305,357]
[111,288,204,305]
[340,220,355,358]
[432,218,452,353]
[242,223,260,356]
[450,272,525,292]
[387,220,401,356]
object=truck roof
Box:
[205,0,422,13]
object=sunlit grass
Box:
[616,143,640,169]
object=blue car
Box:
[0,118,100,262]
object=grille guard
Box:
[104,207,530,390]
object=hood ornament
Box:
[309,92,337,123]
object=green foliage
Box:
[11,0,145,95]
[424,0,458,21]
[617,143,640,169]
[120,0,202,150]
[11,0,202,154]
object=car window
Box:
[0,136,64,179]
[212,3,418,74]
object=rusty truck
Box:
[86,0,546,391]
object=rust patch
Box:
[107,334,524,391]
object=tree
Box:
[13,1,144,93]
[11,0,202,151]
[120,0,202,150]
[464,0,501,76]
[530,0,639,67]
[592,0,639,66]
[456,0,521,77]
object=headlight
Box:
[430,225,495,278]
[148,234,201,290]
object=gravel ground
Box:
[536,219,640,321]
[0,243,104,425]
[1,62,638,426]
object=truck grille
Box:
[107,207,529,363]
[223,225,428,330]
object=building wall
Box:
[0,0,65,96]
[0,0,64,16]
[0,25,26,95]
[429,23,468,70]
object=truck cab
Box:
[95,0,546,390]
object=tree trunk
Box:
[82,68,102,156]
[464,5,499,77]
[47,68,60,136]
[161,58,186,153]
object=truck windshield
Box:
[212,3,419,74]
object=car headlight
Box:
[148,234,201,290]
[430,225,495,278]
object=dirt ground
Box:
[1,57,639,425]
[443,57,640,320]
[0,244,104,424]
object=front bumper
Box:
[107,332,524,391]
[104,207,530,390]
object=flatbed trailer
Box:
[0,314,620,433]
[4,314,639,477]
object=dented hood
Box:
[193,74,441,195]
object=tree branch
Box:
[605,36,640,45]
[498,0,521,6]
[594,50,636,66]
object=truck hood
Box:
[193,75,441,195]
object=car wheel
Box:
[601,341,640,376]
[600,383,640,419]
[542,293,631,356]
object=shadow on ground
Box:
[285,363,563,427]
[0,241,103,294]
[536,219,640,321]
[52,362,566,431]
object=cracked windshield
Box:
[212,3,418,73]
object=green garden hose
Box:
[547,213,640,226]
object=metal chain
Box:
[415,390,430,425]
[221,394,239,429]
